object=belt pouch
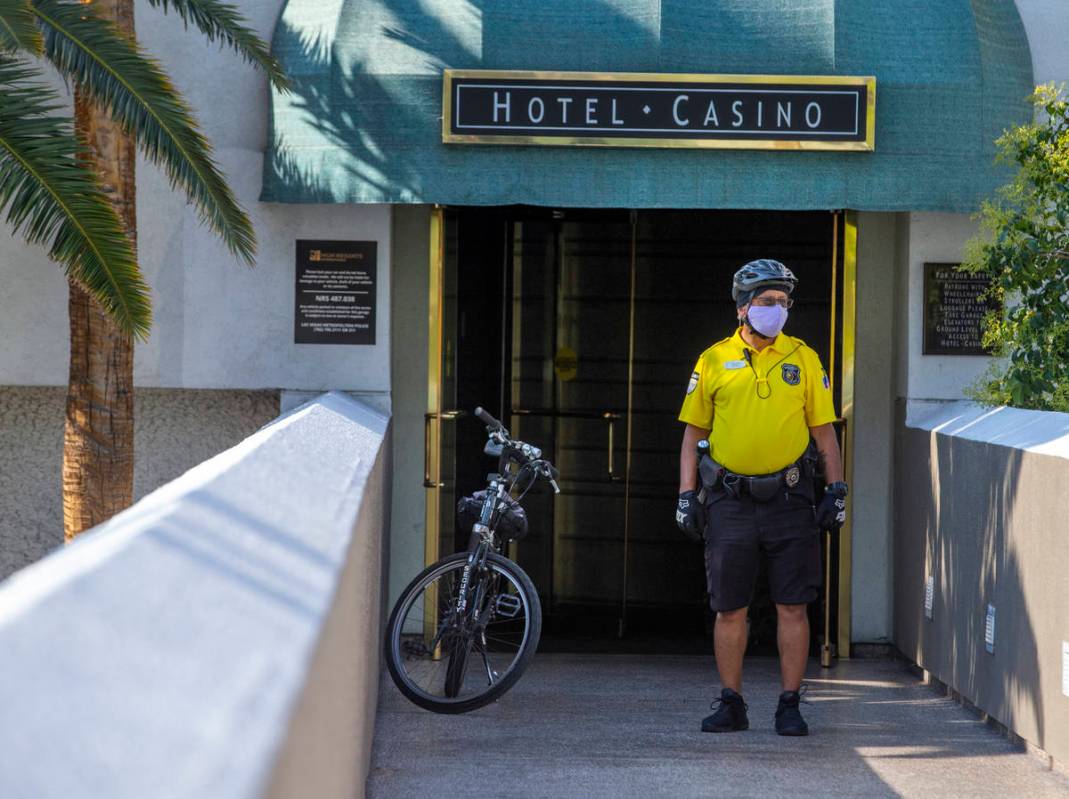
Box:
[721,473,742,500]
[748,474,783,502]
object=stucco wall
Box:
[0,388,279,579]
[895,401,1069,767]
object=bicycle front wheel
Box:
[384,551,542,714]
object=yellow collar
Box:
[733,327,788,355]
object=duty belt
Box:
[720,460,806,503]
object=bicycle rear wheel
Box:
[385,551,542,714]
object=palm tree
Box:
[0,0,287,539]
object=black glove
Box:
[815,481,848,531]
[676,490,705,543]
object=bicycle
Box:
[384,407,558,714]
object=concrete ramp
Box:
[370,655,1068,798]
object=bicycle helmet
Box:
[732,259,798,307]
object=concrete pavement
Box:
[368,654,1069,798]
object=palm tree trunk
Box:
[63,0,137,540]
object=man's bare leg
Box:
[714,607,749,692]
[776,603,809,691]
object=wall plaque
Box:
[294,240,376,345]
[442,70,875,151]
[923,263,996,356]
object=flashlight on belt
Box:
[696,439,710,503]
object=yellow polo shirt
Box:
[678,328,837,475]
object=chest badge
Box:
[781,363,801,386]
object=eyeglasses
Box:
[751,297,794,309]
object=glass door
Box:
[508,212,632,637]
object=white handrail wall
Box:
[895,399,1069,769]
[0,392,390,799]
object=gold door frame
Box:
[424,207,446,568]
[838,211,858,655]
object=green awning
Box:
[260,0,1033,211]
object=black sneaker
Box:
[775,688,809,736]
[701,688,749,732]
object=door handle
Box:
[423,413,437,488]
[424,410,467,488]
[505,408,623,483]
[604,411,624,482]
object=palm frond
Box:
[35,0,256,264]
[143,0,289,90]
[0,56,150,336]
[0,0,41,53]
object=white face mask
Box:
[747,304,788,338]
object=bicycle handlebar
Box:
[474,406,559,494]
[474,406,502,430]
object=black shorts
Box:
[703,487,821,612]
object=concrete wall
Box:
[387,206,432,607]
[0,392,389,798]
[895,400,1069,767]
[896,212,988,401]
[851,212,897,642]
[892,214,911,400]
[0,387,279,580]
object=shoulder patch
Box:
[686,370,700,394]
[822,371,830,390]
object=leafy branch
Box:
[961,84,1069,411]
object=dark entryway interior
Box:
[442,207,841,654]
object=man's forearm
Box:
[679,424,710,492]
[810,423,843,484]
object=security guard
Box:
[675,259,847,737]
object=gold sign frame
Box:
[442,69,876,152]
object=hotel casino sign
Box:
[442,70,875,151]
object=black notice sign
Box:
[443,70,874,151]
[923,263,996,356]
[295,240,376,345]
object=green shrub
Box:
[962,84,1069,412]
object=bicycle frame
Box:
[423,479,509,658]
[386,406,551,712]
[457,477,510,614]
[423,408,555,664]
